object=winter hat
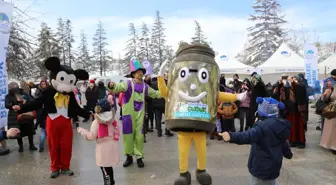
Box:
[130,58,146,77]
[331,69,336,76]
[256,97,285,118]
[8,81,19,90]
[89,79,95,84]
[94,99,111,114]
[28,81,36,88]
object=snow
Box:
[257,43,305,74]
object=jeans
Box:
[39,128,46,149]
[250,174,276,185]
[239,107,249,131]
[154,108,164,132]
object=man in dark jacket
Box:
[220,97,293,184]
[84,79,98,121]
[144,75,154,132]
[151,77,173,137]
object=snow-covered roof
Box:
[216,54,254,74]
[257,43,305,74]
[318,54,336,74]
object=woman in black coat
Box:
[5,82,37,152]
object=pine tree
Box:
[55,18,66,65]
[6,21,35,80]
[92,21,110,76]
[123,23,138,75]
[244,0,287,66]
[151,11,166,69]
[64,19,75,67]
[33,22,60,78]
[191,20,207,44]
[138,22,151,60]
[76,30,92,71]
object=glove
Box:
[158,59,169,77]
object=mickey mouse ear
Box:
[256,97,264,104]
[278,102,285,110]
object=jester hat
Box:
[256,97,285,118]
[130,58,146,77]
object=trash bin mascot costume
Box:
[12,57,91,178]
[106,58,161,168]
[157,42,247,185]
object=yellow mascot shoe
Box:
[196,169,212,185]
[174,171,191,185]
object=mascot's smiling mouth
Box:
[178,90,207,102]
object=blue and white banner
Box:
[304,44,318,87]
[0,2,13,129]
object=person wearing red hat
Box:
[84,79,98,122]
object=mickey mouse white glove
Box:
[158,59,169,77]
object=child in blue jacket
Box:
[220,97,293,185]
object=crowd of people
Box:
[0,60,335,185]
[213,70,336,155]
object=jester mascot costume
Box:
[156,42,246,185]
[107,58,161,168]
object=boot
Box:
[104,175,113,185]
[50,171,60,178]
[297,142,305,149]
[123,155,133,167]
[196,169,212,185]
[158,130,162,137]
[210,133,214,140]
[174,171,191,185]
[165,129,174,137]
[137,158,145,168]
[0,147,10,156]
[18,145,23,153]
[290,142,297,147]
[28,136,38,151]
[61,169,74,176]
[29,145,38,151]
[39,148,44,153]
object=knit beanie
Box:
[331,69,336,76]
[89,79,95,84]
[256,97,285,118]
[94,99,111,114]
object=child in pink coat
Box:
[77,99,120,185]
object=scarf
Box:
[95,111,119,141]
[289,83,296,103]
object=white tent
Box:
[216,54,254,74]
[257,43,305,74]
[318,54,336,75]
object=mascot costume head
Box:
[45,57,89,93]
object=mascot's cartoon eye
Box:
[179,67,189,82]
[198,68,209,83]
[70,80,74,84]
[60,77,64,81]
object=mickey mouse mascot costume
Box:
[13,57,91,178]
